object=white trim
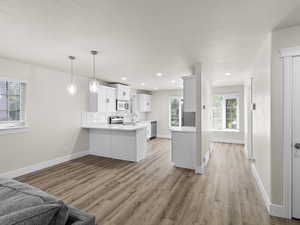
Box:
[157,134,171,139]
[251,162,290,218]
[212,138,244,144]
[195,166,204,174]
[280,46,300,57]
[251,163,271,213]
[0,151,89,178]
[270,204,290,218]
[195,63,202,174]
[280,47,297,219]
[0,77,28,83]
[0,125,29,135]
[195,143,214,175]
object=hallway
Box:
[17,140,299,225]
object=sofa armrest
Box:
[65,206,95,225]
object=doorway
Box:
[281,47,300,219]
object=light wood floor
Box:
[17,139,300,225]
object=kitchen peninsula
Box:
[82,123,148,162]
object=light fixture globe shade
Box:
[89,79,99,93]
[67,83,77,95]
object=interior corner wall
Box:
[201,78,212,163]
[0,57,89,174]
[251,33,272,201]
[271,25,300,205]
[147,89,183,138]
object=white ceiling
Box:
[0,0,300,90]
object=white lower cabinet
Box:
[171,127,196,170]
[89,127,147,162]
[139,121,151,140]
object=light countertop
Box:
[82,123,147,131]
[170,126,196,133]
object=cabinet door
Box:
[138,94,152,112]
[97,86,107,113]
[117,85,130,101]
[145,95,151,112]
[183,77,196,112]
[106,87,116,113]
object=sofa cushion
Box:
[0,178,69,225]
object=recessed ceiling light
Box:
[141,82,145,86]
[171,80,176,83]
[121,77,127,81]
[154,87,158,90]
[225,72,231,76]
[156,73,163,77]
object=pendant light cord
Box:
[91,50,98,81]
[93,54,95,80]
[69,56,75,83]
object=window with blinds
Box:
[0,80,26,125]
[212,94,239,131]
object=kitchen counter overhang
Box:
[82,123,147,162]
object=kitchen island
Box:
[82,123,147,162]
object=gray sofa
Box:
[0,178,95,225]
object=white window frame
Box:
[169,96,183,128]
[212,94,240,132]
[0,77,28,132]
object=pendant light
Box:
[67,56,77,95]
[89,50,99,93]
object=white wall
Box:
[147,89,183,138]
[211,85,245,144]
[250,34,272,201]
[0,57,89,174]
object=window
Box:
[169,96,183,127]
[0,80,26,126]
[212,94,239,131]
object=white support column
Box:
[194,62,203,174]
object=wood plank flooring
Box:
[17,139,300,225]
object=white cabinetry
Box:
[105,87,116,113]
[139,121,151,140]
[171,127,196,170]
[112,84,130,101]
[183,76,196,112]
[138,94,152,112]
[90,85,116,113]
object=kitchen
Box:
[81,82,158,162]
[82,74,197,170]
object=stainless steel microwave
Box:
[116,100,129,111]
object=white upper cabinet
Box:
[112,84,130,101]
[138,94,152,112]
[90,85,116,114]
[183,76,196,112]
[104,86,116,113]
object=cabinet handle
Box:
[106,98,110,103]
[123,91,126,96]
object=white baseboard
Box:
[0,151,89,178]
[251,163,271,213]
[195,144,214,175]
[270,204,290,218]
[157,134,171,139]
[212,138,244,144]
[195,166,204,174]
